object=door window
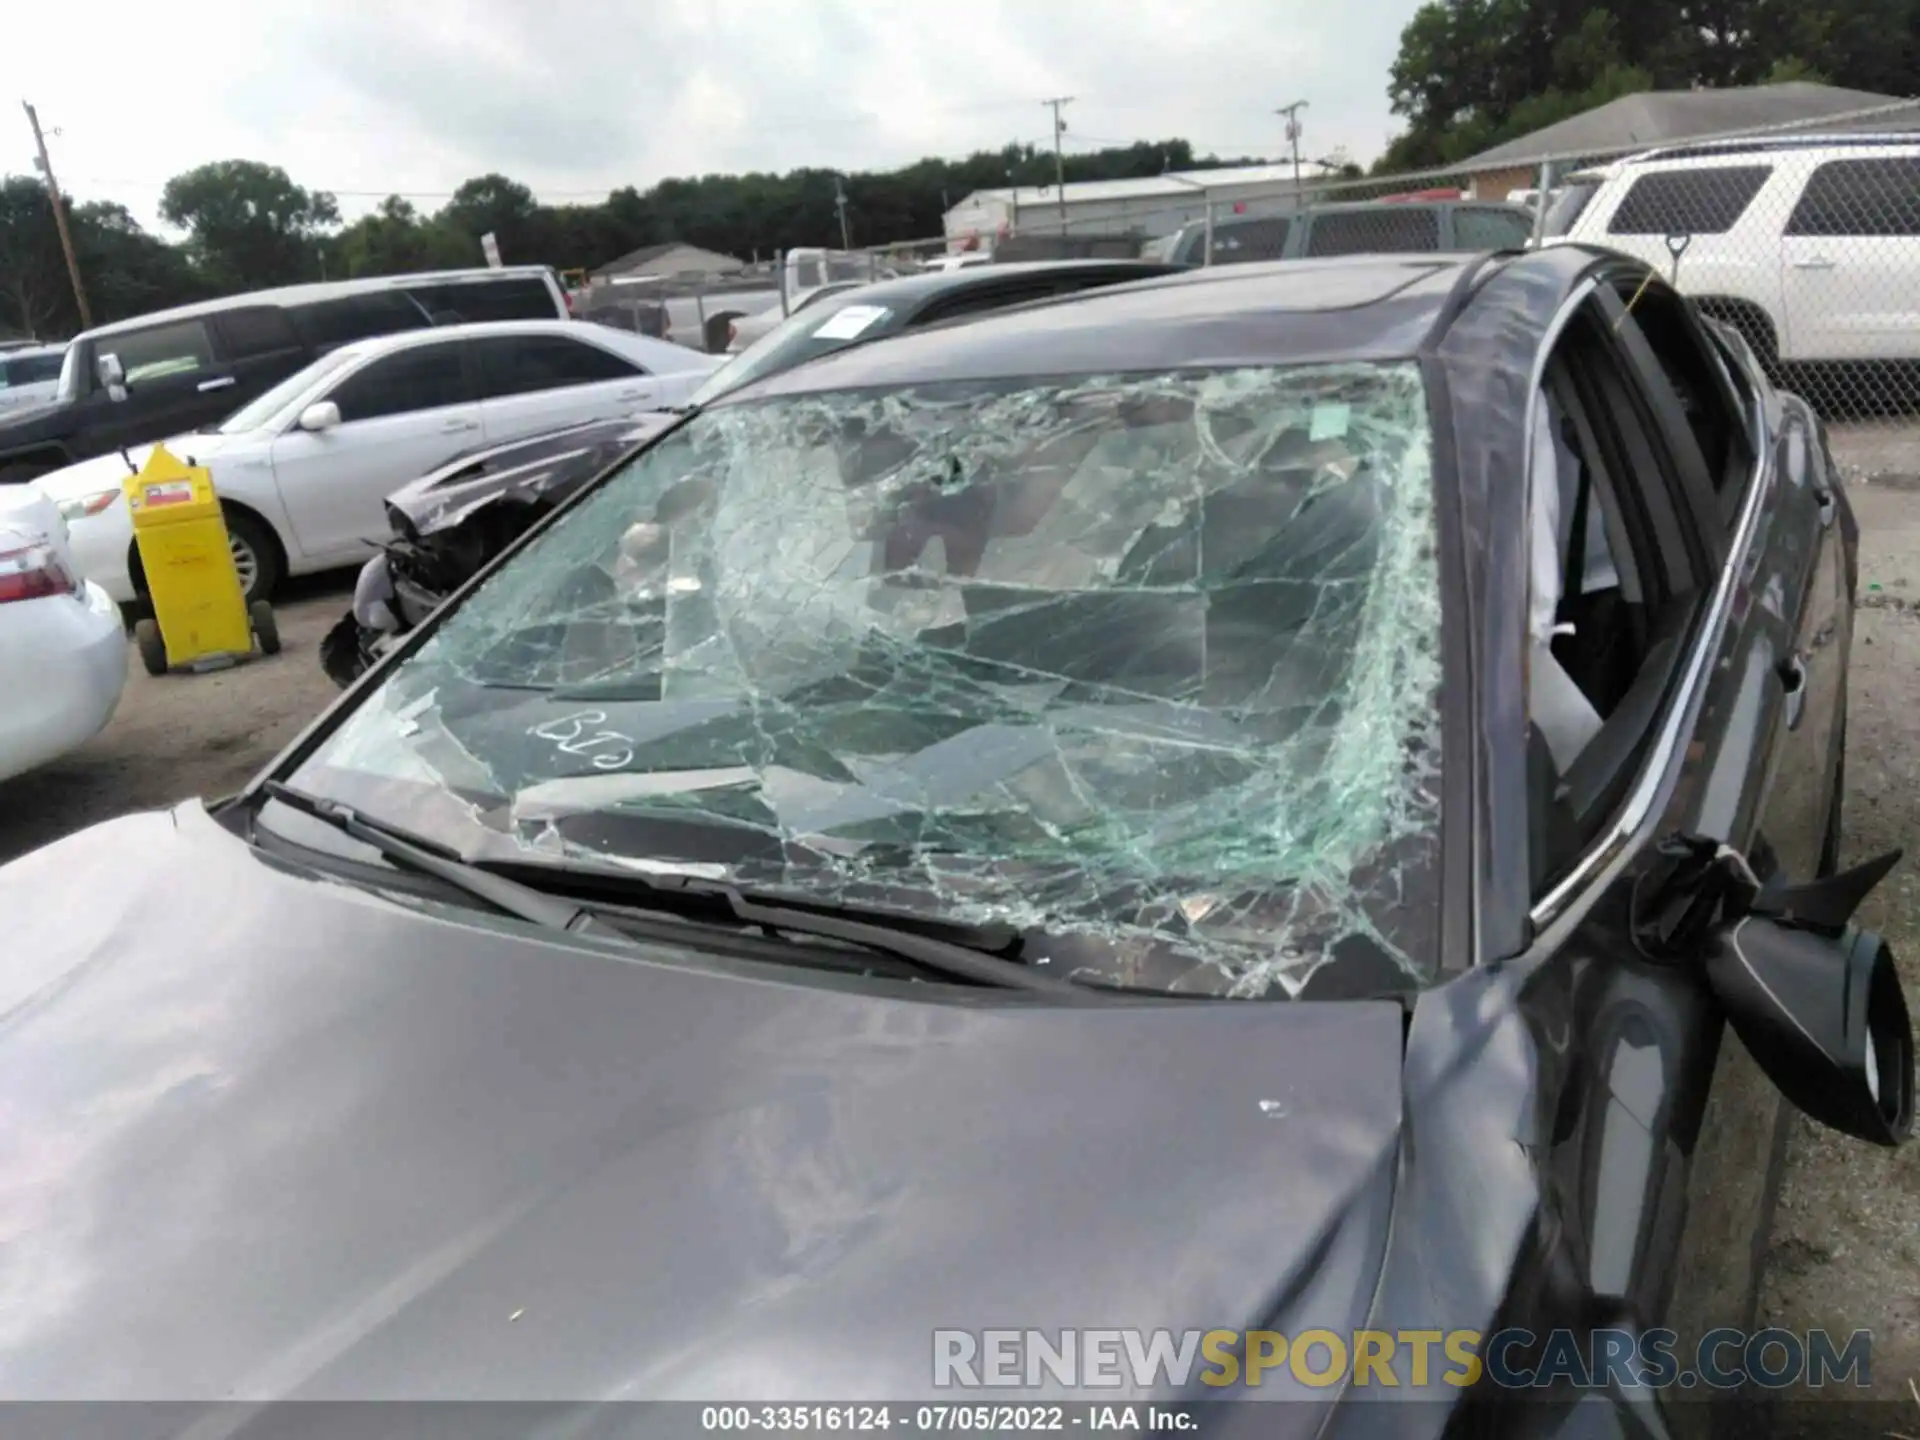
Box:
[1606,166,1771,236]
[216,306,302,360]
[1525,301,1711,892]
[1452,206,1536,250]
[1784,157,1920,237]
[107,320,215,387]
[1304,207,1440,256]
[471,335,643,399]
[327,344,471,423]
[1202,217,1292,262]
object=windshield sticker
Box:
[293,363,1442,999]
[812,305,890,341]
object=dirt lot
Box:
[0,424,1917,1426]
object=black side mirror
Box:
[1706,920,1914,1146]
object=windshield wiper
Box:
[262,781,639,946]
[475,855,1090,998]
[262,782,1082,995]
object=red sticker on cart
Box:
[141,482,195,507]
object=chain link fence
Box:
[957,98,1920,423]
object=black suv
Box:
[0,268,568,485]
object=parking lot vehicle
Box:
[0,343,66,416]
[0,485,125,783]
[1549,135,1920,374]
[0,267,569,486]
[0,250,1904,1427]
[316,260,1182,686]
[31,319,721,606]
[1158,197,1537,265]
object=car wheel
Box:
[133,618,168,676]
[223,508,282,605]
[249,599,281,656]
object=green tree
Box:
[0,176,201,339]
[335,195,477,276]
[159,159,339,289]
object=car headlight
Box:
[56,490,119,522]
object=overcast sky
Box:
[4,0,1421,235]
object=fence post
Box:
[1203,195,1215,267]
[1530,158,1554,246]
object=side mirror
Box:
[1706,920,1914,1146]
[97,353,126,403]
[298,401,341,433]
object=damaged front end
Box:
[321,417,677,689]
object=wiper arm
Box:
[261,781,638,947]
[477,857,1089,998]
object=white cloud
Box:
[2,0,1418,235]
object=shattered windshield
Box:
[289,361,1443,998]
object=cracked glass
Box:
[291,361,1444,998]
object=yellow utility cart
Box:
[124,444,279,676]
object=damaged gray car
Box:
[0,249,1910,1437]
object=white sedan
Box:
[0,485,126,784]
[32,320,723,605]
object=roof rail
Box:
[1624,132,1920,165]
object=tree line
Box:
[0,138,1263,342]
[4,0,1912,341]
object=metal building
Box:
[943,164,1315,251]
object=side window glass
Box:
[1785,157,1920,237]
[1606,166,1771,236]
[1610,284,1753,515]
[1207,218,1291,261]
[1525,305,1708,893]
[107,321,215,388]
[328,345,470,423]
[407,278,558,324]
[1305,208,1440,256]
[474,336,642,399]
[1453,207,1535,250]
[290,293,431,351]
[216,306,301,360]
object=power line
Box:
[22,102,91,329]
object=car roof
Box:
[801,259,1180,312]
[732,255,1489,399]
[78,267,558,343]
[2,343,66,361]
[327,318,610,362]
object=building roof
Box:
[593,241,743,279]
[951,162,1314,214]
[1460,82,1917,172]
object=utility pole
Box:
[1042,96,1074,226]
[22,102,91,330]
[832,173,851,250]
[1276,100,1309,195]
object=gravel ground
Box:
[1,425,1917,1428]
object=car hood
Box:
[31,430,259,501]
[386,412,680,536]
[0,802,1406,1410]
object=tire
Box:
[222,507,283,605]
[133,618,168,676]
[249,599,280,656]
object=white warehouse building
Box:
[943,163,1318,250]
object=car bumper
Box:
[63,502,136,605]
[0,580,128,783]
